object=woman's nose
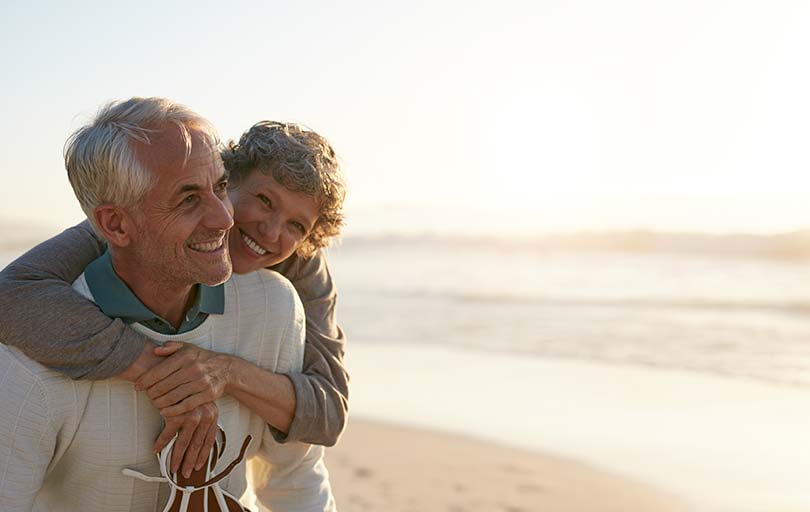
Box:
[258,216,281,243]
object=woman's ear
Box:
[93,204,134,248]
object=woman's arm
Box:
[270,250,349,446]
[0,221,149,378]
[142,249,350,447]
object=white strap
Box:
[179,489,191,512]
[121,467,168,483]
[213,486,230,511]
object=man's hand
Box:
[153,402,219,478]
[135,342,233,417]
[124,341,226,479]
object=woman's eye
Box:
[258,194,272,208]
[291,222,306,235]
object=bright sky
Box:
[2,0,809,236]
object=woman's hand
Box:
[135,341,233,416]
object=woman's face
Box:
[227,170,320,273]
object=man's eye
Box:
[215,181,229,196]
[258,194,272,208]
[181,195,198,206]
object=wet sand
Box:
[327,419,685,512]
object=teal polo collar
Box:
[84,250,225,334]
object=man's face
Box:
[128,129,234,288]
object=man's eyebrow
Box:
[216,170,230,183]
[175,172,229,196]
[177,183,203,195]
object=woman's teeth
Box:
[242,232,267,255]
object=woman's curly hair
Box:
[221,121,346,257]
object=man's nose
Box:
[204,194,234,232]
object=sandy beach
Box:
[327,419,684,512]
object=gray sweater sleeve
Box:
[270,251,349,446]
[0,221,148,379]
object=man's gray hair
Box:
[64,97,219,236]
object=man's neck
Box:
[110,251,196,330]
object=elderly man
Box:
[0,97,334,511]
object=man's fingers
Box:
[186,405,215,474]
[170,416,198,474]
[196,421,218,471]
[182,423,208,479]
[153,420,181,453]
[183,404,217,477]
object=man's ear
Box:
[93,204,135,248]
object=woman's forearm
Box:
[0,220,149,379]
[283,329,348,446]
[225,355,297,433]
[271,251,349,446]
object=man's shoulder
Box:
[227,269,299,304]
[0,345,89,448]
[0,345,74,400]
[223,270,304,329]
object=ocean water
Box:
[328,237,810,510]
[326,237,810,387]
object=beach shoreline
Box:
[343,342,810,512]
[327,418,686,512]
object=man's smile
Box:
[187,235,227,253]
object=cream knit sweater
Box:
[0,270,335,512]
